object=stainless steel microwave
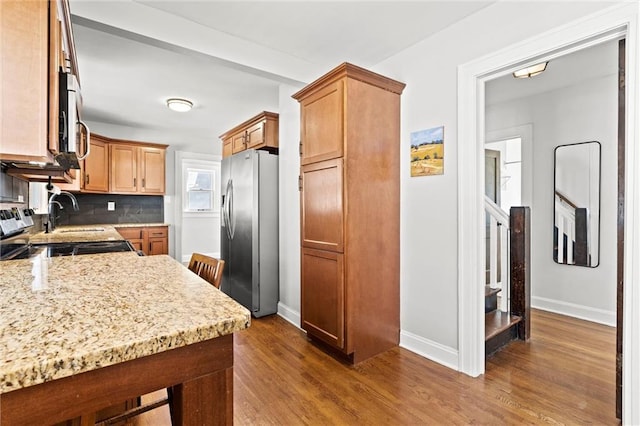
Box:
[56,71,90,169]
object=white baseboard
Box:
[400,330,459,371]
[532,296,616,327]
[181,252,221,265]
[277,302,301,328]
[275,306,460,370]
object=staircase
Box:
[485,285,522,356]
[484,200,531,357]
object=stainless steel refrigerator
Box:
[220,149,279,317]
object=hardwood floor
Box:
[130,309,617,425]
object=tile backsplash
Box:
[54,194,164,226]
[0,167,28,204]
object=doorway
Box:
[456,6,639,423]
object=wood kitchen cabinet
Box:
[293,63,405,363]
[1,0,51,163]
[110,142,167,195]
[116,226,168,256]
[57,134,113,193]
[219,111,279,158]
[60,134,167,195]
[0,0,78,166]
[110,144,138,193]
[82,136,109,192]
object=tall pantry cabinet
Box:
[292,63,405,363]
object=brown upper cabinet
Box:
[59,134,167,195]
[292,62,405,363]
[220,111,279,158]
[110,142,167,195]
[298,80,344,165]
[82,136,109,192]
[0,0,78,166]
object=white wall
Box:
[486,72,618,325]
[276,82,303,325]
[174,152,222,264]
[360,1,618,361]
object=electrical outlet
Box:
[107,201,115,211]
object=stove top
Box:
[0,240,137,260]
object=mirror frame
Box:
[553,140,601,268]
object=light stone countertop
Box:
[0,252,251,394]
[112,223,168,228]
[29,225,125,244]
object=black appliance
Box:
[0,240,137,261]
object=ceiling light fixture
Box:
[513,61,548,79]
[166,98,193,112]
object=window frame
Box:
[181,158,220,218]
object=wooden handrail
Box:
[554,190,578,209]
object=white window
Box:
[185,168,213,211]
[181,158,220,216]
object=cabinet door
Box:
[222,137,233,158]
[301,158,344,252]
[139,147,165,194]
[245,121,264,149]
[47,1,61,155]
[83,137,108,192]
[300,80,344,165]
[301,248,345,350]
[147,237,168,255]
[0,0,51,163]
[110,144,138,193]
[145,227,168,255]
[231,132,246,154]
[116,227,144,253]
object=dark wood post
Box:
[574,207,589,266]
[510,206,531,340]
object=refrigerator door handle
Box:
[223,179,232,240]
[229,179,236,239]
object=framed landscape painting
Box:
[410,126,444,177]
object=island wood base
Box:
[0,335,233,426]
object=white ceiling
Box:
[485,39,619,105]
[69,1,617,151]
[69,1,493,149]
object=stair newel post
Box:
[509,206,531,340]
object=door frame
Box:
[456,3,639,424]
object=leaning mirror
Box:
[553,141,601,267]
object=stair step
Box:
[485,311,522,341]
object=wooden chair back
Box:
[188,253,225,289]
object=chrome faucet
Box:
[46,191,79,233]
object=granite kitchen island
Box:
[0,250,250,425]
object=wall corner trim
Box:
[400,330,459,371]
[277,302,301,328]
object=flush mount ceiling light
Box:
[513,61,548,79]
[166,98,193,112]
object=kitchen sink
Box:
[59,227,105,233]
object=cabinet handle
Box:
[133,177,136,187]
[142,178,145,188]
[85,174,90,185]
[298,175,303,192]
[299,141,303,157]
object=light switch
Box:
[107,201,115,211]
